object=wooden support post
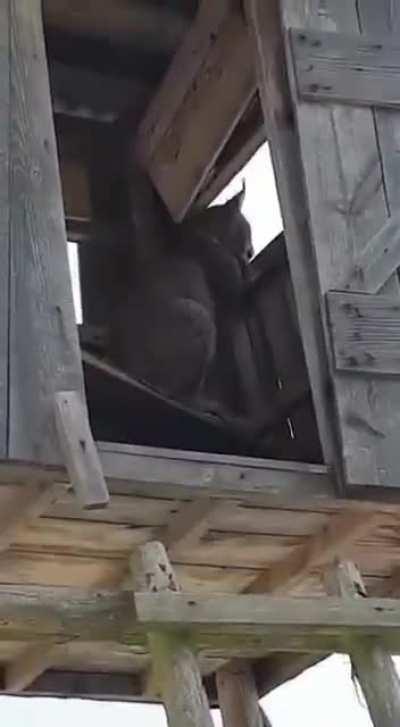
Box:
[326,560,400,727]
[130,542,214,727]
[217,662,272,727]
[7,0,109,509]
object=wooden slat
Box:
[0,481,62,552]
[327,291,400,376]
[281,0,400,490]
[243,0,338,470]
[246,510,378,594]
[54,391,109,509]
[291,28,400,109]
[136,1,256,221]
[326,560,400,727]
[217,663,272,727]
[0,0,9,458]
[344,211,400,293]
[7,0,102,485]
[162,498,217,556]
[131,542,214,727]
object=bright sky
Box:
[59,143,389,726]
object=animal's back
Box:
[110,253,217,400]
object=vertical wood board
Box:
[0,0,10,457]
[243,0,339,474]
[8,0,86,464]
[283,0,400,488]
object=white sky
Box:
[60,144,388,726]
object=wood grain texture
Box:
[0,0,9,458]
[327,292,400,375]
[132,543,214,727]
[344,210,400,293]
[5,642,58,692]
[246,509,378,594]
[326,560,400,727]
[7,0,105,497]
[243,0,338,471]
[53,391,109,509]
[137,2,256,220]
[282,0,400,489]
[291,28,400,108]
[217,663,272,727]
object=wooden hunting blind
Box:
[2,0,400,724]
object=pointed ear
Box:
[226,179,246,212]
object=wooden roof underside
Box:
[1,443,400,701]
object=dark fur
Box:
[109,173,253,407]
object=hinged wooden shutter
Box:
[281,0,400,490]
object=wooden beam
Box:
[0,481,64,551]
[0,0,9,458]
[131,542,214,727]
[54,391,109,509]
[243,0,338,470]
[246,509,379,594]
[217,662,272,727]
[291,28,400,109]
[162,498,217,556]
[344,210,400,294]
[135,0,256,221]
[8,0,108,512]
[5,642,58,693]
[326,561,400,727]
[3,586,400,655]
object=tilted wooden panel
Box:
[328,292,400,375]
[0,0,9,457]
[136,1,256,221]
[291,28,400,108]
[282,0,400,490]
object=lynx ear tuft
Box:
[227,179,246,211]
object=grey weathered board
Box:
[327,292,400,376]
[291,27,400,109]
[343,211,400,294]
[7,0,91,466]
[0,0,9,458]
[281,0,400,490]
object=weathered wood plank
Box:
[344,211,400,293]
[8,0,82,463]
[291,28,400,108]
[282,0,400,489]
[53,391,109,509]
[327,292,400,375]
[246,509,378,594]
[243,0,338,471]
[131,543,214,727]
[5,642,58,692]
[162,498,217,556]
[136,1,256,221]
[1,585,400,655]
[217,663,272,727]
[326,560,400,727]
[0,481,63,552]
[0,0,9,458]
[135,591,400,646]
